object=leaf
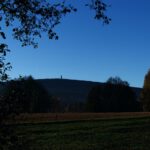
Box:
[6,21,9,27]
[0,32,6,39]
[0,63,4,68]
[55,36,59,40]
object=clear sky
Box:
[4,0,150,87]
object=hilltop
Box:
[37,78,142,104]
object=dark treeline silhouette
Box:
[86,77,142,112]
[140,69,150,111]
[1,76,61,113]
[1,76,142,113]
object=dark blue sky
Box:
[5,0,150,87]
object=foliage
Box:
[86,85,105,112]
[86,77,139,112]
[0,44,12,81]
[106,78,140,112]
[107,76,129,86]
[2,76,55,113]
[0,0,110,47]
[141,69,150,111]
[0,79,29,150]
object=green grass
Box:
[14,116,150,150]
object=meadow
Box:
[14,113,150,150]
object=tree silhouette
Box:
[0,44,12,81]
[0,0,110,46]
[106,77,138,112]
[106,76,129,86]
[0,77,30,149]
[2,76,54,113]
[86,77,138,112]
[86,85,107,112]
[140,69,150,111]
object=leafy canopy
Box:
[86,77,138,112]
[0,0,111,48]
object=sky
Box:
[4,0,150,87]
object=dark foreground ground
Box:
[12,113,150,150]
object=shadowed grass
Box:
[13,115,150,150]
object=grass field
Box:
[13,113,150,150]
[14,112,150,123]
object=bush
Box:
[2,76,53,113]
[86,77,139,112]
[140,70,150,111]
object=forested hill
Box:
[37,79,142,104]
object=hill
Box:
[37,78,142,104]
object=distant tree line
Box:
[0,76,61,113]
[86,77,142,112]
[0,76,144,113]
[3,73,150,113]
